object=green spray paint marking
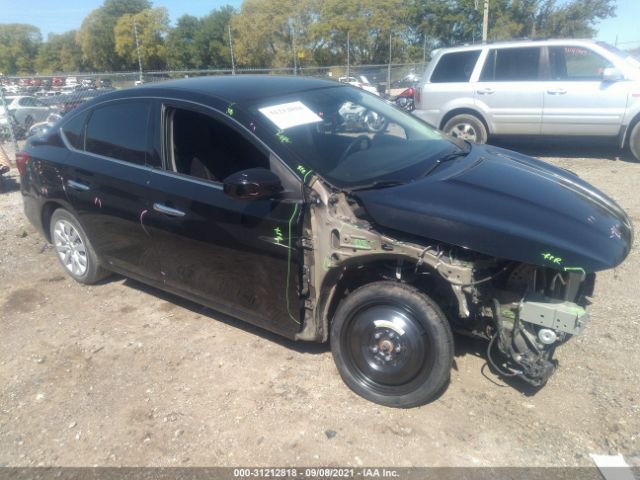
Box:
[541,252,562,265]
[352,238,372,250]
[564,266,586,275]
[276,130,291,144]
[295,164,313,182]
[273,226,283,244]
[226,103,235,116]
[285,203,300,324]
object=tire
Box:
[629,122,640,162]
[330,281,454,408]
[49,209,109,284]
[443,113,487,144]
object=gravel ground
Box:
[0,138,639,467]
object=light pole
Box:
[228,25,236,74]
[133,21,143,83]
[482,0,489,43]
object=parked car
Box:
[52,77,65,88]
[2,95,58,128]
[18,76,632,407]
[99,78,113,89]
[40,89,114,115]
[65,76,79,87]
[414,39,640,161]
[338,75,380,96]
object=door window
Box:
[167,108,269,183]
[85,101,150,164]
[480,47,541,81]
[61,110,89,150]
[431,50,481,83]
[549,46,613,81]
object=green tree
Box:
[0,24,42,75]
[35,31,83,73]
[76,0,151,71]
[115,8,170,70]
[193,6,236,69]
[166,15,201,69]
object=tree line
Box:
[0,0,616,75]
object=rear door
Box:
[147,101,305,338]
[542,45,629,136]
[61,100,164,283]
[474,46,545,134]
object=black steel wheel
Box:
[331,281,453,408]
[629,121,640,162]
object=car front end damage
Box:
[296,167,629,388]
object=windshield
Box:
[247,86,457,188]
[597,41,640,69]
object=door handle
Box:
[66,179,90,191]
[476,88,494,95]
[153,203,186,217]
[547,89,567,95]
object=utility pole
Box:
[387,33,392,96]
[482,0,489,43]
[133,21,143,83]
[346,31,350,79]
[228,25,236,75]
[423,35,427,65]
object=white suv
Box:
[414,39,640,161]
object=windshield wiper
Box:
[350,179,406,191]
[420,145,472,177]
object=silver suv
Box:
[414,39,640,161]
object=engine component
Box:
[537,328,558,345]
[519,296,589,335]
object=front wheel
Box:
[443,113,487,144]
[330,281,453,408]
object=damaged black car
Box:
[19,76,633,407]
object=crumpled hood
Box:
[354,145,633,272]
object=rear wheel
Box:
[330,281,453,408]
[50,209,109,284]
[443,113,487,144]
[629,122,640,162]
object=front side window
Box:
[167,107,268,183]
[480,47,541,81]
[550,46,613,81]
[85,101,150,164]
[431,51,481,83]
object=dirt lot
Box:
[0,139,639,467]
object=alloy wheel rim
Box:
[450,122,478,142]
[53,219,88,276]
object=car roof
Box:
[433,38,599,55]
[131,75,343,103]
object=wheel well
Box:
[623,113,640,148]
[321,259,460,338]
[41,201,64,242]
[440,108,490,134]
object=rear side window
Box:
[549,46,613,81]
[430,51,481,83]
[85,101,150,165]
[480,47,541,81]
[61,110,89,150]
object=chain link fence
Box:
[0,62,424,175]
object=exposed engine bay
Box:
[297,177,596,388]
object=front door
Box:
[147,102,305,338]
[542,45,628,136]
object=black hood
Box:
[354,145,633,272]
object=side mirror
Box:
[602,67,624,82]
[223,167,283,200]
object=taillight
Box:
[16,151,29,175]
[400,87,415,98]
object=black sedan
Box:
[18,76,632,407]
